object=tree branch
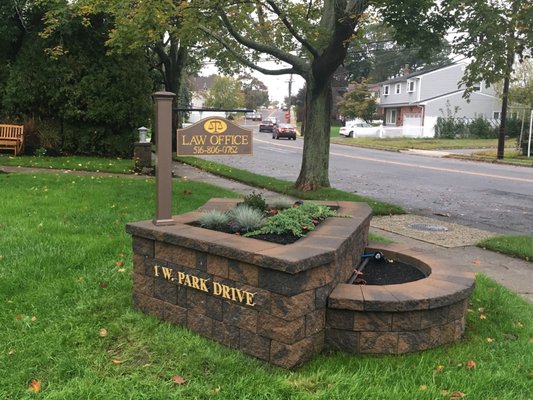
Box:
[199,25,298,76]
[264,0,319,58]
[216,8,308,74]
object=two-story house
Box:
[377,62,502,137]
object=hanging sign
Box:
[177,117,253,156]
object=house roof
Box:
[379,62,455,85]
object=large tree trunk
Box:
[295,76,332,191]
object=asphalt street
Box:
[200,116,533,236]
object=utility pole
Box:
[287,74,293,123]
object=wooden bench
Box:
[0,124,24,156]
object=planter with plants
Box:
[126,195,372,368]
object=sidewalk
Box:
[173,160,533,304]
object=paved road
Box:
[202,114,533,236]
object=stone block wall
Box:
[127,199,372,368]
[325,244,475,354]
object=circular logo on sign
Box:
[204,119,227,134]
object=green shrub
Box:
[468,116,497,138]
[248,203,337,237]
[506,116,522,138]
[434,116,468,138]
[243,191,267,213]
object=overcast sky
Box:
[201,61,305,105]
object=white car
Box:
[339,119,382,138]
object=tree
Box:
[197,0,448,190]
[205,76,244,110]
[338,80,377,122]
[443,0,532,159]
[344,23,452,83]
[1,1,152,156]
[239,74,269,110]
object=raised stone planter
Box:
[126,199,475,367]
[126,199,372,368]
[326,243,475,354]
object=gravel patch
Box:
[371,214,496,247]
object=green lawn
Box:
[330,137,500,151]
[479,235,533,262]
[175,156,404,216]
[1,173,532,399]
[0,155,135,174]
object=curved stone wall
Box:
[326,243,475,354]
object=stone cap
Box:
[126,198,372,274]
[328,242,475,311]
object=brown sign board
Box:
[177,117,253,156]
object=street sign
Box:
[177,117,253,156]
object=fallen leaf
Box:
[111,359,123,365]
[172,375,187,385]
[419,385,428,391]
[486,337,495,343]
[31,316,37,322]
[435,365,445,373]
[28,379,41,393]
[441,389,449,396]
[118,268,125,273]
[515,321,524,328]
[477,307,485,312]
[98,281,109,288]
[115,260,123,267]
[99,328,108,337]
[471,259,481,265]
[15,315,23,320]
[466,360,476,369]
[8,349,15,355]
[183,190,193,195]
[479,314,487,320]
[528,338,533,344]
[450,390,466,399]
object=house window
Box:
[473,82,481,91]
[493,111,501,119]
[395,83,401,94]
[386,109,397,125]
[407,80,416,93]
[383,85,390,96]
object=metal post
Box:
[153,91,176,226]
[527,110,533,158]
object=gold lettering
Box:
[191,135,206,145]
[161,267,173,280]
[184,274,192,287]
[245,292,255,307]
[199,278,209,292]
[153,265,160,277]
[177,271,185,285]
[221,284,231,300]
[209,135,220,145]
[236,288,245,303]
[213,281,222,296]
[191,276,201,290]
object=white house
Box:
[377,62,502,137]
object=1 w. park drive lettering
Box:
[153,265,255,307]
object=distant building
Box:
[376,62,503,137]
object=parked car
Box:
[259,118,277,132]
[273,123,297,140]
[339,119,382,138]
[245,111,262,121]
